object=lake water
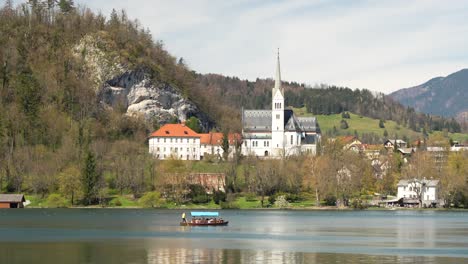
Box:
[0,209,467,263]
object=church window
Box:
[245,141,247,147]
[291,135,293,145]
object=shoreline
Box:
[23,206,468,211]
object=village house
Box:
[384,139,407,150]
[339,136,364,153]
[241,52,320,157]
[0,194,25,208]
[397,179,440,207]
[148,124,240,160]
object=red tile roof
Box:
[200,132,241,145]
[149,124,200,138]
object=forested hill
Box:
[194,74,463,135]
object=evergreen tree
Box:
[221,130,230,161]
[81,150,100,205]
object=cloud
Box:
[10,0,468,93]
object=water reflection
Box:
[0,209,467,263]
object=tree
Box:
[221,130,230,161]
[185,116,201,133]
[254,160,279,207]
[379,119,385,128]
[58,0,74,13]
[383,129,388,138]
[81,150,101,205]
[340,119,349,129]
[58,165,81,205]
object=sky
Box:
[9,0,468,93]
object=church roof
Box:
[242,110,271,132]
[242,109,319,133]
[297,117,320,133]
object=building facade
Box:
[397,179,440,206]
[149,124,240,160]
[241,52,320,157]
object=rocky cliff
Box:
[100,68,212,131]
[74,33,213,131]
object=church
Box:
[241,52,320,157]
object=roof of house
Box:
[199,132,241,145]
[385,139,407,145]
[242,109,319,133]
[149,124,200,138]
[0,194,25,203]
[398,147,415,154]
[397,179,439,187]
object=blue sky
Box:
[8,0,468,93]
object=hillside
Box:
[390,69,468,120]
[293,108,468,144]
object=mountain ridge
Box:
[390,68,468,119]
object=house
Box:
[241,52,320,157]
[363,144,383,160]
[148,124,240,160]
[0,194,25,208]
[200,132,241,159]
[450,144,468,152]
[339,136,363,153]
[397,179,440,207]
[384,139,407,150]
[149,124,201,160]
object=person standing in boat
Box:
[182,212,186,223]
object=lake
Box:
[0,209,467,263]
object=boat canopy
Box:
[190,212,219,217]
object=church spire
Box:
[274,48,282,93]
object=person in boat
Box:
[182,212,186,223]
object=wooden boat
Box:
[180,211,229,226]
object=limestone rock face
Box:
[100,69,212,131]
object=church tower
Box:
[271,50,285,152]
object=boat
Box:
[180,211,229,226]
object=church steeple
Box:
[274,48,282,94]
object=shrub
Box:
[351,199,368,210]
[274,195,291,208]
[109,198,123,207]
[220,201,239,209]
[324,195,337,206]
[139,192,162,208]
[286,193,303,203]
[213,190,226,205]
[192,194,211,204]
[245,193,258,202]
[340,119,349,129]
[46,193,69,208]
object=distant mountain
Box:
[390,69,468,119]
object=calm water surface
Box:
[0,209,467,263]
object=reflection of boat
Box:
[180,211,229,226]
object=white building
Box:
[149,124,201,160]
[149,124,240,160]
[241,52,320,157]
[397,179,440,206]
